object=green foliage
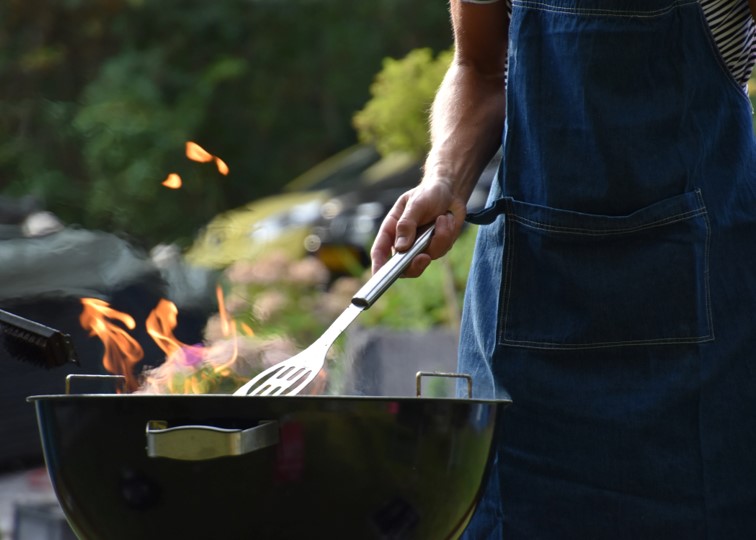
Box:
[70,48,235,242]
[0,0,453,247]
[220,253,334,346]
[358,225,478,331]
[353,48,453,159]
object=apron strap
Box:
[466,198,508,225]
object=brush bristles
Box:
[0,311,79,369]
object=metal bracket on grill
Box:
[65,374,126,395]
[146,420,280,461]
[415,371,473,398]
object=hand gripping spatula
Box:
[234,225,435,397]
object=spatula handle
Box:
[352,225,435,308]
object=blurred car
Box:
[303,152,422,273]
[185,145,382,269]
[307,152,501,274]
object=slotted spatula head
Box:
[233,351,323,396]
[233,304,362,396]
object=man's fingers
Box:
[371,196,408,273]
[425,212,456,260]
[370,185,465,277]
[402,253,432,278]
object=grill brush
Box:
[0,308,79,368]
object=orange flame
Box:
[216,285,232,337]
[185,141,214,163]
[81,287,251,393]
[215,157,229,176]
[212,285,238,373]
[80,298,144,392]
[162,173,183,189]
[186,141,230,175]
[145,299,204,364]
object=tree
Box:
[0,0,453,247]
[353,47,453,159]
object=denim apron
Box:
[458,0,756,538]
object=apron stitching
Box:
[512,0,698,18]
[699,190,715,342]
[508,208,707,235]
[498,192,713,349]
[502,334,715,348]
[499,214,517,345]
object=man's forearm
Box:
[423,60,506,204]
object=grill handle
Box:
[416,371,473,398]
[146,420,279,461]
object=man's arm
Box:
[371,0,509,276]
[425,0,510,214]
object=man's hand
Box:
[371,178,468,277]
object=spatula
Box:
[233,225,435,397]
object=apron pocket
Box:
[498,190,713,349]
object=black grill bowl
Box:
[28,394,508,540]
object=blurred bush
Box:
[0,0,453,247]
[354,48,454,158]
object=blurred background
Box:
[0,1,494,514]
[0,0,455,246]
[0,3,496,535]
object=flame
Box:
[80,298,144,392]
[212,285,238,373]
[163,142,228,191]
[185,141,214,163]
[216,285,232,337]
[142,299,211,395]
[186,141,230,175]
[145,299,204,364]
[215,157,229,175]
[162,173,183,189]
[81,286,255,394]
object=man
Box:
[371,0,756,537]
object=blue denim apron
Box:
[458,0,756,538]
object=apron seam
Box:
[497,191,714,350]
[500,335,715,349]
[512,0,699,18]
[508,207,707,235]
[698,190,715,344]
[498,215,517,346]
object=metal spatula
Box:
[233,225,435,397]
